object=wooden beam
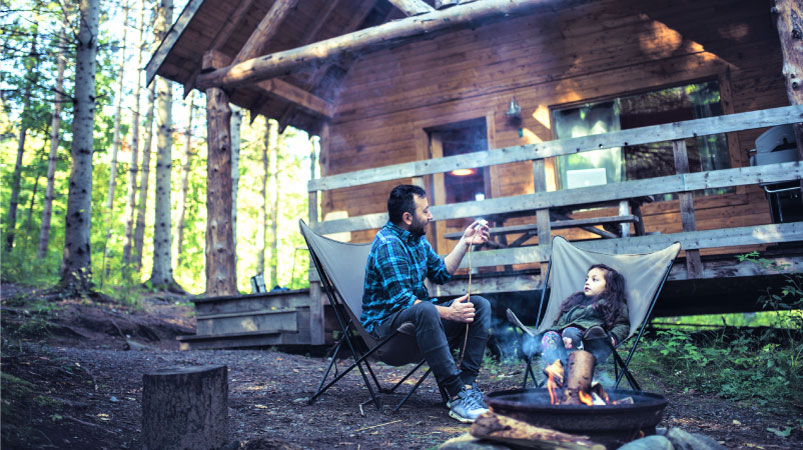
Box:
[310,161,803,235]
[233,0,298,65]
[145,0,204,86]
[387,0,434,16]
[196,0,570,90]
[673,139,703,278]
[308,105,803,192]
[255,79,333,118]
[772,0,803,197]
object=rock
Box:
[617,435,674,450]
[439,433,511,449]
[666,428,726,450]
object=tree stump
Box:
[142,365,228,450]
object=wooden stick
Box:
[354,420,402,433]
[471,412,605,450]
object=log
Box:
[142,365,228,450]
[470,412,606,450]
[563,350,595,405]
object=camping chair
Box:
[507,235,680,391]
[299,219,443,411]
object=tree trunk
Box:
[149,0,180,291]
[122,0,150,266]
[142,365,228,450]
[26,144,48,243]
[562,350,595,405]
[230,104,241,269]
[204,87,236,296]
[6,30,38,253]
[773,0,803,196]
[38,13,69,259]
[256,118,273,275]
[269,130,280,289]
[102,0,131,278]
[61,0,101,291]
[175,91,194,268]
[132,82,155,272]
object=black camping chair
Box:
[507,236,681,391]
[299,219,445,411]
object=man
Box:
[361,184,492,423]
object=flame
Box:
[547,372,559,405]
[578,390,594,406]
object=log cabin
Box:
[147,0,803,349]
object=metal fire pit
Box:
[486,388,668,448]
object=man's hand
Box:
[463,219,490,246]
[448,293,475,323]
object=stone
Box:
[617,435,674,450]
[666,427,726,450]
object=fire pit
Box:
[486,388,668,448]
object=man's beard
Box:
[409,217,428,238]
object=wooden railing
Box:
[307,105,803,278]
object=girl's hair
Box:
[558,264,626,329]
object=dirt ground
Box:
[1,283,802,450]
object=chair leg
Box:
[392,367,433,412]
[386,360,426,393]
[612,348,641,391]
[309,338,345,405]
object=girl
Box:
[540,264,629,365]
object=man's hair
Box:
[387,184,427,225]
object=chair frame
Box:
[300,220,439,411]
[514,238,677,392]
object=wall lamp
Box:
[505,97,523,137]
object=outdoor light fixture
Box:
[450,168,476,176]
[505,97,523,137]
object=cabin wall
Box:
[323,0,788,249]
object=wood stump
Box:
[563,350,595,405]
[142,365,228,450]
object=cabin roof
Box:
[147,0,584,134]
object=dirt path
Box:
[1,286,801,449]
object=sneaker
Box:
[467,382,487,409]
[448,388,489,423]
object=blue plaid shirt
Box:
[361,221,453,333]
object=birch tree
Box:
[148,0,182,291]
[231,104,242,267]
[175,91,194,268]
[60,0,101,291]
[122,0,150,266]
[6,27,39,252]
[256,118,277,276]
[268,127,282,289]
[102,0,131,276]
[38,11,69,259]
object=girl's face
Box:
[584,268,608,297]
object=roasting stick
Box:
[458,220,483,366]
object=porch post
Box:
[203,51,237,296]
[673,139,703,279]
[772,0,803,197]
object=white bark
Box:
[102,0,130,275]
[269,127,280,289]
[38,14,68,259]
[61,0,100,290]
[122,0,148,265]
[230,104,241,267]
[133,82,155,271]
[175,91,194,268]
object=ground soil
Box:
[1,283,801,450]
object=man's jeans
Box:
[371,296,491,398]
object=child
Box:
[540,264,629,365]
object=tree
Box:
[231,104,241,267]
[148,0,183,291]
[6,25,40,252]
[38,9,70,259]
[101,0,131,278]
[175,91,194,268]
[60,0,101,291]
[256,117,277,276]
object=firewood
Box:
[542,359,564,387]
[470,412,606,450]
[613,396,634,405]
[563,350,595,405]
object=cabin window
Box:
[551,81,730,197]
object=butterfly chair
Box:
[507,235,681,391]
[299,220,443,412]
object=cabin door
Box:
[426,118,491,255]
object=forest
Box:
[1,0,314,298]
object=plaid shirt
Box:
[361,221,453,333]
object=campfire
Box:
[543,351,633,406]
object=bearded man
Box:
[360,184,492,423]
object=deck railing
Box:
[307,105,803,281]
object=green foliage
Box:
[631,251,803,408]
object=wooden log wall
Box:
[322,0,790,252]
